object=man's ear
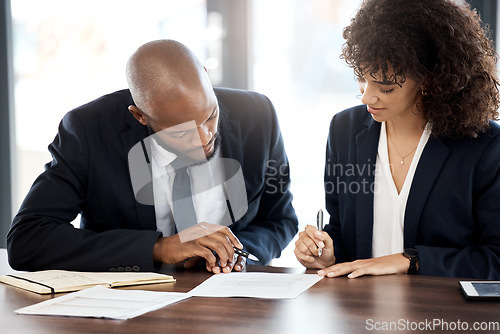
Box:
[128,105,148,126]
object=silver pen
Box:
[223,184,259,263]
[317,209,324,256]
[234,247,259,262]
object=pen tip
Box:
[249,255,259,262]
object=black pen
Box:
[317,209,324,256]
[234,247,259,262]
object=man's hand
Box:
[183,254,246,273]
[317,253,411,278]
[294,225,335,269]
[153,222,243,273]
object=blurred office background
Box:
[0,0,497,266]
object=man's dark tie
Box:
[171,160,197,232]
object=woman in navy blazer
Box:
[295,0,500,279]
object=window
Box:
[251,0,362,266]
[12,0,208,212]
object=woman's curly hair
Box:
[342,0,500,138]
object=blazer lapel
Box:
[355,116,380,259]
[404,135,449,247]
[121,110,157,231]
[219,101,244,173]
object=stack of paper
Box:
[15,285,190,320]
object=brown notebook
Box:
[0,270,175,294]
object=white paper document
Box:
[188,272,323,299]
[15,285,191,320]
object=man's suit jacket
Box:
[7,88,298,272]
[325,105,500,279]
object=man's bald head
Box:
[126,40,220,163]
[126,39,211,114]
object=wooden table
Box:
[1,249,499,333]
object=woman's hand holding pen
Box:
[294,225,335,269]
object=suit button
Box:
[109,268,116,272]
[117,267,125,272]
[132,266,140,272]
[125,266,132,272]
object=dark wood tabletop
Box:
[1,249,499,334]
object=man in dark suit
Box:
[7,40,298,274]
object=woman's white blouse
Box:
[372,122,431,258]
